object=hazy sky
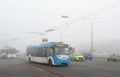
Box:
[0,0,120,55]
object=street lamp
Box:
[90,21,94,53]
[61,15,69,42]
[84,17,94,53]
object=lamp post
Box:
[84,17,94,53]
[90,21,93,53]
[61,15,69,42]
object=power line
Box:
[85,1,120,18]
[64,1,120,26]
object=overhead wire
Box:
[63,0,120,28]
[84,0,120,18]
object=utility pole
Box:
[91,21,93,53]
[61,32,63,42]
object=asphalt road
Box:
[0,57,120,77]
[0,58,61,77]
[30,58,120,77]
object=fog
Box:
[0,0,120,55]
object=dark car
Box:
[83,53,93,60]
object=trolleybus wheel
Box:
[48,59,53,66]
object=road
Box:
[0,58,61,77]
[30,59,120,77]
[0,57,120,77]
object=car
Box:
[107,54,120,62]
[70,53,84,61]
[83,53,93,60]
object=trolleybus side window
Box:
[33,49,35,56]
[44,48,48,57]
[39,48,42,57]
[30,49,34,56]
[45,47,50,57]
[48,47,54,56]
[41,48,45,57]
[35,48,40,57]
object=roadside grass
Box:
[93,55,108,59]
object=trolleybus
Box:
[26,42,71,66]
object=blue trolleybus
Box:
[26,42,71,66]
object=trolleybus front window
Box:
[55,47,69,55]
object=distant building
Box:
[0,47,18,58]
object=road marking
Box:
[28,64,65,77]
[29,65,45,71]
